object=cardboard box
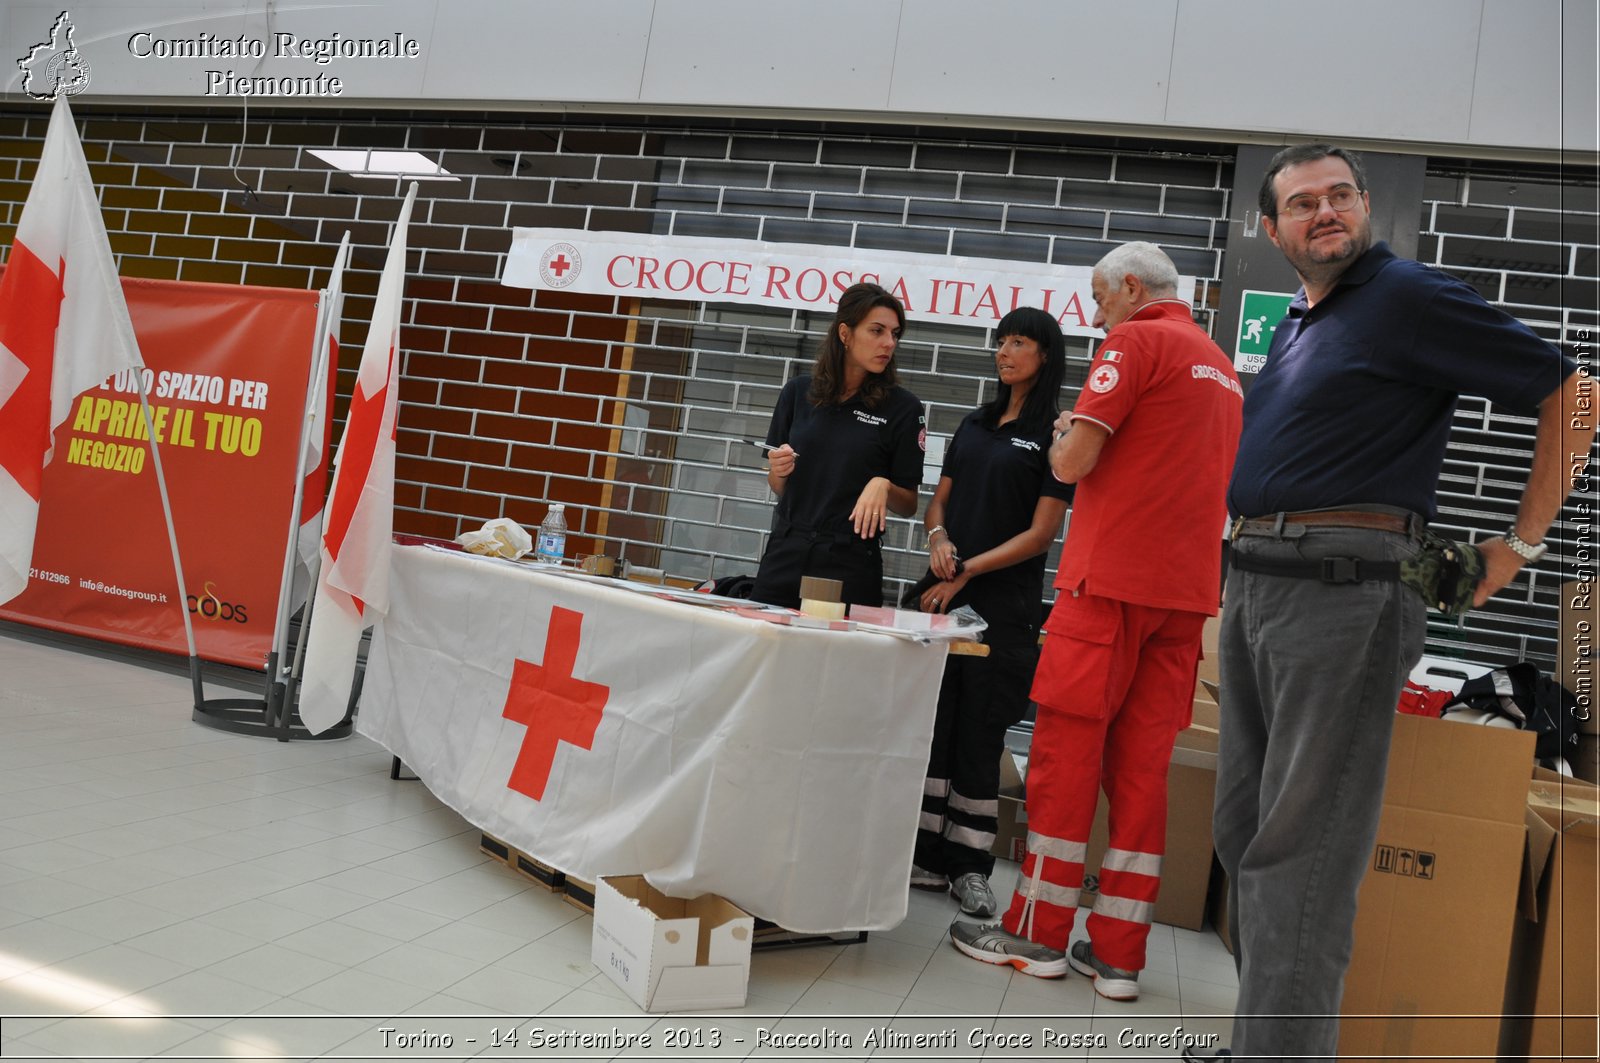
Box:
[1207,863,1234,955]
[1191,681,1221,754]
[1339,714,1545,1062]
[591,875,754,1012]
[1195,614,1221,689]
[1507,771,1599,1062]
[479,833,568,892]
[992,750,1028,863]
[510,849,567,893]
[1571,731,1599,784]
[564,875,597,915]
[479,832,513,864]
[1559,577,1597,735]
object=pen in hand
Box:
[746,440,797,455]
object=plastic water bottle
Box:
[536,503,567,563]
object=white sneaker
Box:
[948,872,998,918]
[1068,939,1139,1001]
[949,920,1068,978]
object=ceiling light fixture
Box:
[308,149,457,181]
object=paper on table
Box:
[848,604,987,642]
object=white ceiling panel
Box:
[889,0,1180,127]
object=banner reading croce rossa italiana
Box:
[504,229,1196,338]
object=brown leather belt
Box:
[1230,510,1419,540]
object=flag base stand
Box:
[189,650,356,742]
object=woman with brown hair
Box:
[750,282,926,609]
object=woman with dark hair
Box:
[750,282,926,609]
[907,306,1072,918]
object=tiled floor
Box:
[0,623,1237,1061]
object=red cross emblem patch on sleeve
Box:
[500,606,611,801]
[1088,364,1121,393]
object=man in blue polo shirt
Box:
[1198,145,1593,1062]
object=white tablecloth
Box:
[360,545,949,932]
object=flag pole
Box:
[298,182,416,736]
[57,96,201,697]
[123,336,200,699]
[267,234,348,721]
[263,290,328,726]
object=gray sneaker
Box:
[949,920,1068,978]
[910,864,946,891]
[949,872,998,918]
[1068,939,1139,1000]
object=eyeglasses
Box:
[1279,185,1363,222]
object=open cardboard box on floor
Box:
[1339,714,1555,1063]
[1503,769,1599,1062]
[591,875,754,1013]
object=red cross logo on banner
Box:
[501,606,611,801]
[539,242,582,288]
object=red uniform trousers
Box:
[1001,591,1205,972]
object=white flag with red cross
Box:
[298,186,415,735]
[0,96,143,605]
[289,237,348,609]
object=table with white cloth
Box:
[359,543,960,934]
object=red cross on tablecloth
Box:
[500,605,610,801]
[547,253,572,277]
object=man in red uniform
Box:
[951,241,1242,1000]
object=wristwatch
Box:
[925,525,946,548]
[1503,529,1548,563]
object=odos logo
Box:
[17,11,92,101]
[538,242,582,288]
[187,581,250,624]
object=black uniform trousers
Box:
[915,621,1038,879]
[750,524,884,609]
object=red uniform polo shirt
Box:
[1056,299,1242,615]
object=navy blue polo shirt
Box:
[764,375,925,539]
[1228,242,1575,520]
[939,408,1073,627]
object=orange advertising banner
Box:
[0,276,323,668]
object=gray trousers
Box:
[1216,526,1426,1061]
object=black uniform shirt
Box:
[763,375,925,539]
[939,407,1073,627]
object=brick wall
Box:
[1419,162,1600,666]
[1,106,1593,668]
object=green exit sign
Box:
[1235,290,1294,374]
